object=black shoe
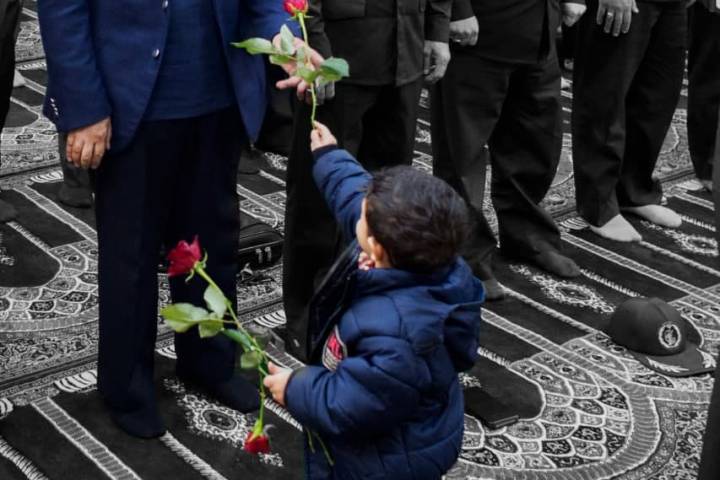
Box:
[108,403,166,439]
[0,199,17,223]
[58,184,93,208]
[530,250,581,278]
[178,372,260,413]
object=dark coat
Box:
[306,0,452,86]
[37,0,295,150]
[285,148,484,479]
[450,0,562,64]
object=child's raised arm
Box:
[310,122,372,243]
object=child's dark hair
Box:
[365,166,469,273]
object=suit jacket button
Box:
[152,49,161,59]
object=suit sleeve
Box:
[285,321,423,438]
[450,0,475,21]
[425,0,452,42]
[312,148,372,243]
[37,0,111,132]
[245,0,300,39]
[306,0,332,59]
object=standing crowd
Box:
[1,0,719,478]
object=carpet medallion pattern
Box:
[0,3,713,479]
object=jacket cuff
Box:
[451,0,475,21]
[312,144,340,162]
[425,13,450,42]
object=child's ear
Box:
[368,236,389,266]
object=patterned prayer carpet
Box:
[0,2,714,479]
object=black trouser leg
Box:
[572,0,659,226]
[95,108,243,419]
[688,4,720,182]
[0,0,21,131]
[357,80,423,171]
[490,53,564,258]
[431,53,509,277]
[618,2,686,208]
[282,85,375,359]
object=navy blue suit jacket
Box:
[37,0,296,151]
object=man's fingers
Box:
[603,10,616,33]
[597,3,608,24]
[632,0,639,13]
[267,362,279,375]
[91,142,105,169]
[276,76,301,90]
[79,142,94,169]
[423,48,432,75]
[71,138,85,166]
[106,125,112,151]
[621,8,633,32]
[612,11,625,35]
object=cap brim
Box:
[630,343,716,377]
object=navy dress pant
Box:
[94,107,243,418]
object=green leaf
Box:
[161,303,208,333]
[232,37,277,56]
[240,350,263,370]
[297,64,320,84]
[318,57,349,82]
[223,329,254,352]
[279,24,295,55]
[269,54,294,66]
[198,319,224,338]
[203,286,227,317]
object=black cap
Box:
[606,298,715,377]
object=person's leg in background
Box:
[572,0,657,242]
[57,133,93,208]
[688,2,720,191]
[490,51,580,278]
[617,1,686,223]
[281,84,376,360]
[431,52,511,299]
[0,0,22,222]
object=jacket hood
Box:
[354,257,484,371]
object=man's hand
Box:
[597,0,639,36]
[310,121,338,151]
[563,2,587,26]
[423,41,451,84]
[449,17,479,46]
[263,362,292,407]
[67,117,111,169]
[273,34,333,104]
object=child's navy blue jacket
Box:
[285,147,484,480]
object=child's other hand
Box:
[263,362,292,407]
[311,121,338,152]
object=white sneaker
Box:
[13,70,26,88]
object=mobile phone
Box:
[464,388,520,430]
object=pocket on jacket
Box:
[323,0,366,19]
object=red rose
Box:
[243,431,271,454]
[283,0,308,16]
[167,236,202,277]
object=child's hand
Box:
[263,362,292,407]
[311,121,338,152]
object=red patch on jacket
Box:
[322,326,347,371]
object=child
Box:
[264,122,484,479]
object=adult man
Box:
[38,0,317,438]
[0,0,22,223]
[688,0,720,191]
[572,0,686,242]
[282,0,452,359]
[431,0,584,300]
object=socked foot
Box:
[701,179,713,193]
[531,250,581,278]
[0,199,18,223]
[623,204,681,228]
[108,403,166,439]
[482,277,506,301]
[58,184,93,208]
[178,371,260,413]
[589,214,642,242]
